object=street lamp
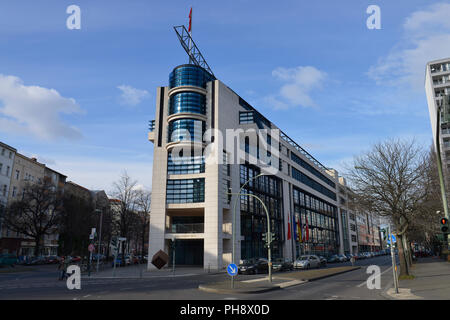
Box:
[227,172,274,287]
[95,208,103,273]
[171,235,176,277]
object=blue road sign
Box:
[227,263,238,276]
[391,234,396,243]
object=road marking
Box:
[357,266,392,288]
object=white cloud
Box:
[368,3,450,91]
[265,66,327,110]
[117,85,149,106]
[0,74,83,140]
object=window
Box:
[12,187,17,197]
[350,224,356,232]
[1,149,4,156]
[9,152,12,159]
[0,163,2,174]
[291,167,337,201]
[169,92,206,115]
[239,111,254,124]
[166,178,205,204]
[291,152,336,188]
[168,118,205,143]
[6,166,10,176]
[2,185,6,196]
[15,170,19,180]
[167,150,204,174]
[351,235,357,242]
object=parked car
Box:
[338,254,348,262]
[293,255,321,269]
[238,259,257,275]
[327,255,340,263]
[318,256,327,267]
[44,256,60,264]
[0,254,18,267]
[272,258,293,272]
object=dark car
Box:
[0,254,18,267]
[45,256,60,264]
[318,256,327,267]
[238,258,269,275]
[327,255,340,263]
[272,258,293,272]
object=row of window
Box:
[168,118,206,143]
[0,163,10,177]
[169,65,215,89]
[166,178,205,204]
[167,151,205,175]
[0,149,13,159]
[290,152,336,189]
[169,92,206,116]
[292,167,337,201]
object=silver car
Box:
[293,255,321,269]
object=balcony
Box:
[166,223,204,234]
[149,120,156,132]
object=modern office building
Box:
[426,58,450,188]
[147,63,351,271]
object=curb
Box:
[198,283,281,294]
[198,267,360,294]
[304,266,361,282]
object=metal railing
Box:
[166,223,204,234]
[149,120,155,132]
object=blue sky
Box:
[0,0,449,192]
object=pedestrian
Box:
[350,256,355,266]
[58,256,66,280]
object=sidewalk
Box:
[198,266,360,294]
[81,264,225,279]
[385,257,450,299]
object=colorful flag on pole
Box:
[287,219,291,240]
[305,215,310,242]
[292,214,297,241]
[297,217,302,243]
[188,8,192,33]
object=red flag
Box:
[287,221,291,240]
[188,8,192,32]
[305,216,310,241]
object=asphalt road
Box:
[0,255,397,300]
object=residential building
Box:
[147,63,346,271]
[0,142,16,253]
[426,58,450,188]
[336,177,358,254]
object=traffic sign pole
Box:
[389,225,399,294]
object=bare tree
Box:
[347,138,429,276]
[136,189,151,257]
[110,171,139,255]
[4,178,64,256]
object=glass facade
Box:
[292,167,337,201]
[290,152,336,188]
[166,178,205,204]
[168,118,206,143]
[169,65,215,89]
[292,187,339,258]
[169,92,206,115]
[167,150,205,174]
[240,164,284,260]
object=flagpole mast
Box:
[188,7,193,64]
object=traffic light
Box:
[440,217,449,233]
[262,233,267,242]
[381,228,387,241]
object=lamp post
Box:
[171,235,176,277]
[229,173,266,289]
[227,188,273,285]
[95,208,103,273]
